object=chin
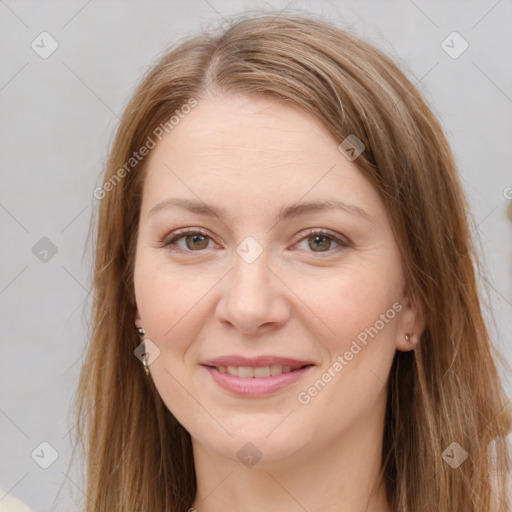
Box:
[192,417,316,467]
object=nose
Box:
[215,250,291,335]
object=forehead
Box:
[140,94,383,221]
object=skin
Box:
[133,93,424,512]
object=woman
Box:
[76,11,511,512]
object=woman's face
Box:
[133,93,419,467]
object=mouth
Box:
[207,363,311,378]
[200,356,315,397]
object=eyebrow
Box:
[148,198,371,222]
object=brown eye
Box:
[307,234,334,252]
[295,229,350,255]
[164,230,213,252]
[184,233,210,250]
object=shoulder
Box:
[0,491,33,512]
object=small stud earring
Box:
[137,327,145,336]
[405,333,419,349]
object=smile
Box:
[214,364,305,378]
[201,360,314,397]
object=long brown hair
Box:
[75,10,512,511]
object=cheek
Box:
[293,270,399,428]
[302,261,401,352]
[133,256,213,429]
[133,254,223,353]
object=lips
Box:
[201,355,315,397]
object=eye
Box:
[162,228,350,255]
[163,229,216,252]
[294,229,350,254]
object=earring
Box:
[141,351,150,377]
[136,327,150,376]
[405,333,419,348]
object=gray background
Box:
[1,0,511,510]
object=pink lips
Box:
[201,355,314,398]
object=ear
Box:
[134,307,143,329]
[395,294,425,352]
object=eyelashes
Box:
[162,228,351,256]
[164,229,214,252]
